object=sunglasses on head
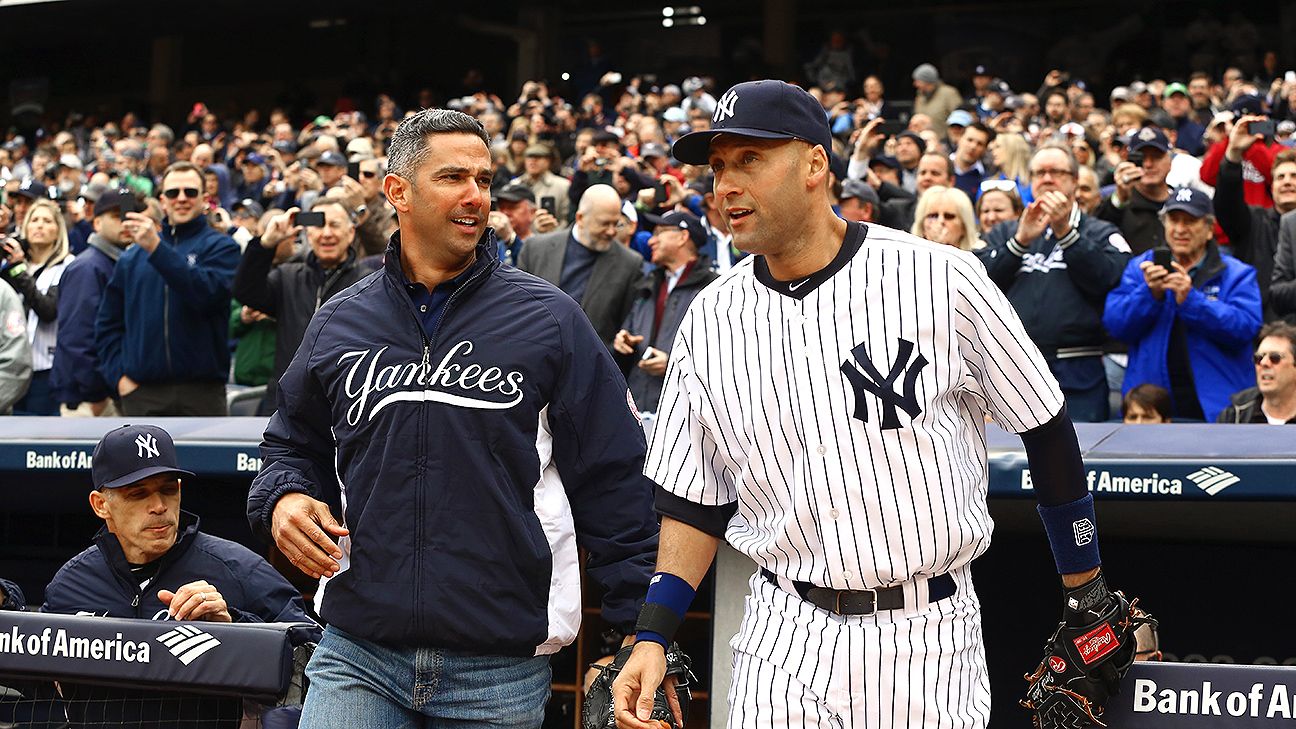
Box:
[979,179,1017,193]
[162,187,200,200]
[1254,352,1289,366]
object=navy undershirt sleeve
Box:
[1020,405,1088,507]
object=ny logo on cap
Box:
[135,432,160,459]
[713,90,738,123]
[1175,188,1193,202]
[1138,127,1156,141]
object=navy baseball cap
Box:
[840,178,880,206]
[671,80,834,166]
[1161,187,1213,219]
[1229,94,1266,116]
[12,177,48,201]
[317,150,347,167]
[91,424,195,490]
[94,188,141,217]
[895,130,927,154]
[1129,126,1170,154]
[644,210,707,248]
[869,155,901,170]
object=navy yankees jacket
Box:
[42,512,315,630]
[247,231,659,656]
[50,234,120,407]
[94,216,241,388]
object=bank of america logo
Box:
[1186,466,1240,496]
[156,625,221,665]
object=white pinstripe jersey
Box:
[646,221,1064,590]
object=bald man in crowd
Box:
[518,184,644,348]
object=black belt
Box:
[761,569,956,616]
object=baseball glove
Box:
[582,643,696,729]
[1021,574,1156,729]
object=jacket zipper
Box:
[164,225,176,376]
[401,258,493,637]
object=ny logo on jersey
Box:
[713,90,738,123]
[839,337,928,430]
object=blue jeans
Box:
[300,626,551,728]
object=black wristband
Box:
[1063,571,1110,627]
[634,602,684,643]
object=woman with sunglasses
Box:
[1,198,75,414]
[976,180,1024,233]
[912,185,984,251]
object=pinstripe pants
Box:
[727,565,991,728]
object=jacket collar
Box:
[162,216,209,241]
[94,510,201,580]
[382,228,500,295]
[86,233,124,262]
[1190,241,1225,287]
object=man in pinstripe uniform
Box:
[613,80,1128,728]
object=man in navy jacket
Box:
[37,423,313,627]
[50,188,138,417]
[95,161,240,416]
[248,109,659,728]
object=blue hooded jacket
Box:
[248,231,658,657]
[1104,244,1261,421]
[50,235,120,407]
[95,217,240,387]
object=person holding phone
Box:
[512,143,571,223]
[1095,126,1175,254]
[1216,115,1296,320]
[1104,187,1262,422]
[94,161,240,416]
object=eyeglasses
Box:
[162,187,200,200]
[1030,168,1074,179]
[925,212,959,222]
[1254,352,1290,366]
[979,179,1017,193]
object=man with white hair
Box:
[518,184,643,348]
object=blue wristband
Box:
[635,572,696,646]
[1037,494,1102,574]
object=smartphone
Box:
[1152,246,1173,269]
[1249,119,1276,138]
[539,196,557,216]
[652,184,668,206]
[296,211,325,227]
[1127,148,1145,167]
[347,161,361,180]
[876,121,906,137]
[641,346,655,361]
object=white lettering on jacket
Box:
[339,341,525,425]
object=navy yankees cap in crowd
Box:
[644,210,707,248]
[94,188,141,217]
[91,424,194,490]
[1161,187,1213,219]
[671,80,834,166]
[1128,126,1170,154]
[12,177,48,201]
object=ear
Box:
[89,490,111,520]
[806,145,831,190]
[383,174,410,213]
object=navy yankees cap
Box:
[671,80,834,166]
[1160,187,1213,219]
[1128,126,1170,154]
[91,424,194,490]
[644,210,707,248]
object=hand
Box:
[1044,69,1065,88]
[1139,260,1170,300]
[1015,199,1051,246]
[1226,114,1266,163]
[865,167,883,189]
[854,117,885,159]
[209,207,231,230]
[1164,262,1193,305]
[660,174,686,207]
[638,347,668,377]
[158,580,231,622]
[87,398,110,416]
[487,211,515,243]
[240,305,269,324]
[270,492,350,579]
[533,208,559,234]
[1035,190,1073,237]
[614,329,645,356]
[1,237,23,265]
[612,642,682,729]
[636,188,657,209]
[123,212,160,253]
[117,375,139,397]
[261,207,303,249]
[580,148,600,173]
[337,175,366,207]
[0,206,10,231]
[1113,161,1142,203]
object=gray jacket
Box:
[517,226,644,347]
[618,257,717,413]
[0,281,32,413]
[1273,210,1296,321]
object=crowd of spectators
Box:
[3,59,1296,424]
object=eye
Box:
[742,152,758,165]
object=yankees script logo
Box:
[840,337,928,430]
[339,340,525,425]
